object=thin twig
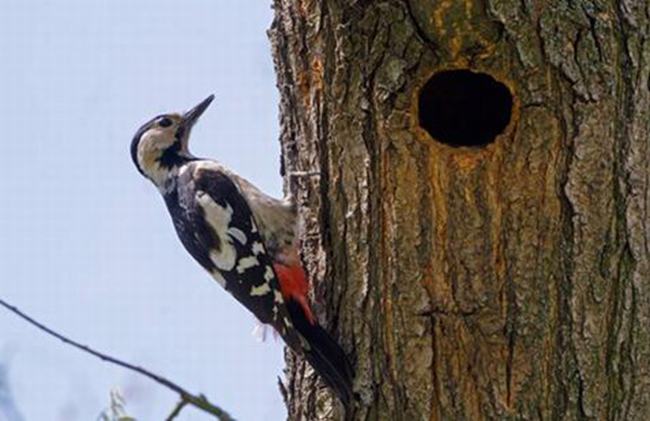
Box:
[166,398,189,420]
[0,297,235,421]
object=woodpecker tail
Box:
[285,300,355,408]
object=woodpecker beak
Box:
[183,94,215,127]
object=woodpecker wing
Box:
[173,163,302,344]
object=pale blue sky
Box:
[0,1,286,419]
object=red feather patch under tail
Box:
[273,263,316,325]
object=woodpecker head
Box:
[131,95,214,186]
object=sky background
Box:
[0,1,286,420]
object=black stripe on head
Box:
[158,141,186,169]
[130,116,158,175]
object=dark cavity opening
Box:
[418,69,513,147]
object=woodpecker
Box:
[130,95,353,406]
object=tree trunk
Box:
[269,1,650,420]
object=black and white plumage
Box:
[130,96,354,406]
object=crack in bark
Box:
[504,270,517,409]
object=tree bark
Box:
[269,1,650,420]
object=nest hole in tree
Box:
[418,69,513,147]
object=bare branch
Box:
[0,297,235,421]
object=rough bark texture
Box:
[269,1,650,420]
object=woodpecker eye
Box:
[158,117,173,128]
